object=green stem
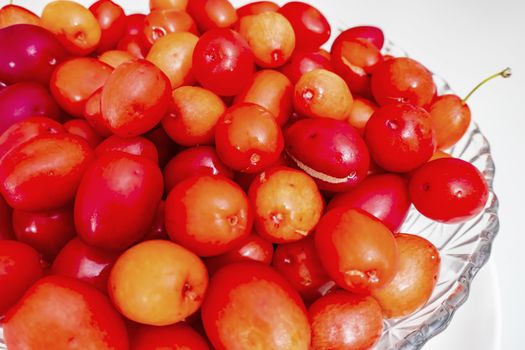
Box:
[463,67,512,103]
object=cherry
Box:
[187,0,238,32]
[89,0,126,53]
[95,135,159,163]
[280,49,333,84]
[409,157,489,223]
[0,4,40,28]
[143,9,198,45]
[337,25,385,50]
[364,102,436,173]
[429,67,511,149]
[236,1,279,19]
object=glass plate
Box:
[0,3,499,350]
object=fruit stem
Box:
[462,67,512,103]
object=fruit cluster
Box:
[0,1,495,349]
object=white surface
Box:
[4,0,525,349]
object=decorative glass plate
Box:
[0,2,499,350]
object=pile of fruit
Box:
[0,0,500,349]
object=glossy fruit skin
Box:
[63,118,103,148]
[109,240,208,326]
[0,116,64,165]
[338,25,385,50]
[50,57,113,117]
[280,50,333,84]
[150,0,189,11]
[0,82,60,135]
[236,1,279,19]
[315,207,399,294]
[347,97,377,135]
[293,68,353,120]
[328,174,411,232]
[84,87,113,138]
[215,103,284,173]
[0,24,66,85]
[101,59,172,137]
[187,0,238,32]
[0,240,43,315]
[141,200,169,241]
[4,275,129,350]
[204,232,274,275]
[409,157,489,223]
[41,1,102,56]
[428,94,471,149]
[249,166,324,243]
[278,1,330,51]
[117,33,149,58]
[146,31,198,89]
[99,49,135,68]
[234,69,293,126]
[309,290,384,350]
[0,196,15,240]
[144,126,180,168]
[0,4,41,28]
[239,12,295,68]
[95,135,159,163]
[165,175,252,256]
[163,146,233,193]
[272,237,336,303]
[371,57,436,107]
[0,134,94,211]
[51,237,119,293]
[162,85,225,146]
[143,9,198,45]
[285,118,370,192]
[201,261,311,350]
[89,0,126,53]
[131,323,210,350]
[364,103,436,173]
[372,233,440,318]
[12,205,76,261]
[331,36,383,95]
[75,152,163,251]
[192,28,255,96]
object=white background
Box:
[4,0,525,349]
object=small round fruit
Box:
[95,135,159,163]
[309,290,383,350]
[4,275,128,350]
[372,233,440,318]
[249,166,324,243]
[0,240,43,315]
[165,175,252,256]
[201,262,311,350]
[315,207,399,294]
[187,0,237,32]
[338,25,385,50]
[428,94,471,150]
[131,323,210,350]
[0,5,41,28]
[409,157,489,223]
[89,0,126,53]
[98,50,135,68]
[143,9,197,45]
[64,119,104,149]
[215,103,284,173]
[294,68,353,120]
[109,240,208,326]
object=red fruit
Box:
[0,116,64,165]
[315,207,399,294]
[0,196,15,240]
[428,94,471,149]
[347,97,377,135]
[163,146,233,193]
[337,25,385,50]
[272,237,336,303]
[143,9,198,45]
[201,262,311,350]
[371,57,436,107]
[101,59,172,137]
[280,49,333,84]
[64,119,104,148]
[364,103,436,173]
[328,174,411,232]
[0,24,66,85]
[12,205,76,261]
[372,233,440,318]
[187,0,237,32]
[0,82,60,135]
[205,232,274,275]
[278,2,331,51]
[51,237,119,292]
[0,134,94,211]
[165,175,252,257]
[74,152,163,251]
[84,88,113,138]
[141,200,169,241]
[409,157,489,223]
[285,118,370,192]
[192,28,255,96]
[95,135,159,163]
[0,240,43,315]
[236,1,279,19]
[131,323,210,350]
[144,126,180,168]
[0,5,41,28]
[309,290,383,350]
[4,275,128,350]
[89,0,126,53]
[215,103,284,173]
